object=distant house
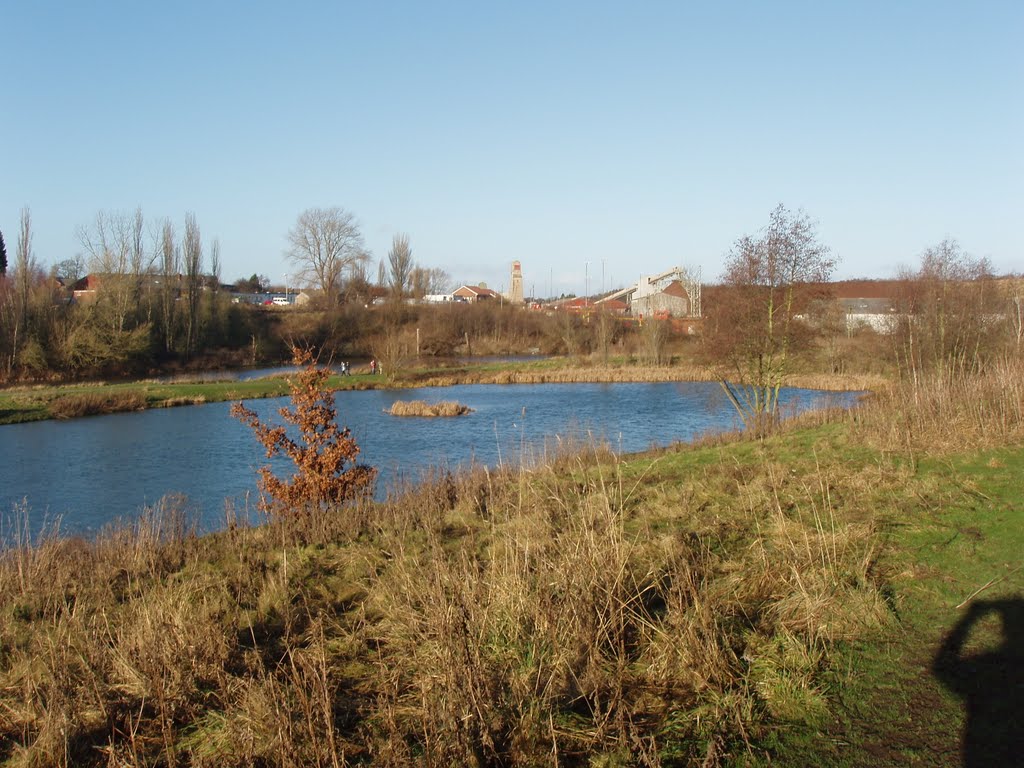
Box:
[597,266,702,318]
[596,298,629,315]
[558,297,592,312]
[631,279,692,319]
[70,274,102,301]
[230,292,272,305]
[453,285,499,302]
[71,272,190,303]
[555,297,628,315]
[829,280,901,332]
[839,298,898,332]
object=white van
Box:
[272,296,290,306]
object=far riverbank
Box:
[0,356,887,426]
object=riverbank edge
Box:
[3,392,1019,764]
[0,358,888,426]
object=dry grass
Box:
[157,395,208,408]
[23,349,1019,764]
[0,411,903,766]
[387,400,473,417]
[785,371,890,393]
[414,363,879,393]
[47,391,147,419]
[853,356,1024,454]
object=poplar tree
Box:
[387,233,413,299]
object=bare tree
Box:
[0,208,62,376]
[1010,280,1024,353]
[3,208,36,373]
[183,213,203,357]
[705,204,835,435]
[640,316,668,365]
[374,322,412,380]
[342,259,373,304]
[593,306,617,364]
[892,239,999,380]
[53,254,86,284]
[286,207,369,302]
[15,208,34,332]
[129,206,147,281]
[158,219,180,353]
[387,233,413,299]
[209,237,221,290]
[77,207,151,333]
[0,279,12,377]
[559,310,584,357]
[208,236,222,331]
[411,266,451,298]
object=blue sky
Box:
[2,1,1021,295]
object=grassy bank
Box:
[0,372,369,426]
[1,361,1019,765]
[0,357,885,426]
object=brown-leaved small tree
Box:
[232,347,375,517]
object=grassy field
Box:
[0,360,1020,765]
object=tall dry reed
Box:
[0,425,892,766]
[47,391,147,419]
[854,356,1024,453]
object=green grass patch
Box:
[761,442,1024,767]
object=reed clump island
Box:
[1,342,1021,766]
[386,399,473,417]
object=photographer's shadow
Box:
[932,598,1024,766]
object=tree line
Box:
[0,207,252,380]
[2,203,1020,393]
[0,204,529,382]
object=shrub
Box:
[231,346,375,518]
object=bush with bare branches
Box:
[704,205,835,436]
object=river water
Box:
[1,382,859,537]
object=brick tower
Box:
[510,261,524,304]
